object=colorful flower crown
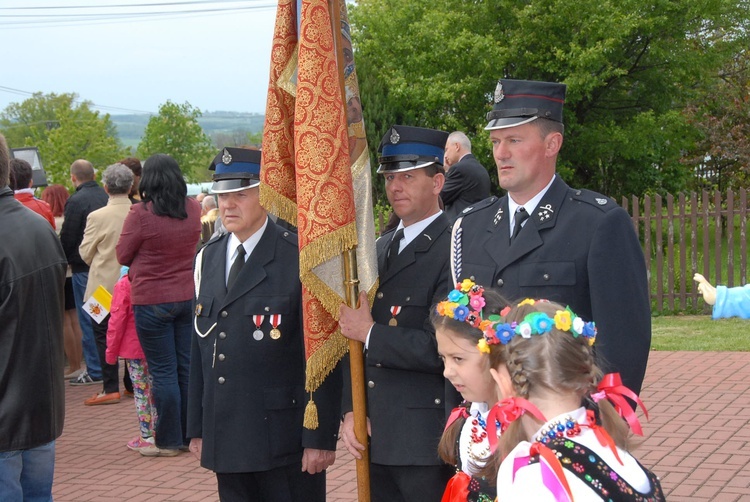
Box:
[435,280,597,353]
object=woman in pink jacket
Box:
[106,266,156,451]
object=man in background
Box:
[440,131,491,222]
[0,133,67,500]
[60,159,108,386]
[9,157,55,228]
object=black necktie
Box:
[386,228,404,269]
[511,207,529,241]
[227,244,246,290]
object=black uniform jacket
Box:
[342,213,460,465]
[440,154,492,222]
[187,219,341,473]
[452,176,651,394]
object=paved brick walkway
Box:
[51,351,750,501]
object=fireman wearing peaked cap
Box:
[451,79,652,396]
[339,125,460,501]
[187,146,342,502]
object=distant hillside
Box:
[111,111,265,149]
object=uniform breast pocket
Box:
[244,295,293,316]
[518,261,576,287]
[391,287,430,308]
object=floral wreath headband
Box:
[435,279,597,353]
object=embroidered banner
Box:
[261,0,378,424]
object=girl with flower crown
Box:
[431,280,509,502]
[486,297,665,501]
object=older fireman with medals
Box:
[187,147,342,502]
[339,125,460,501]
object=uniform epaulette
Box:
[570,189,617,212]
[202,232,225,248]
[458,196,498,218]
[278,228,298,246]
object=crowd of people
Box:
[1,78,665,502]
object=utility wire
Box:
[0,85,154,115]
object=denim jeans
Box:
[0,441,55,501]
[71,272,102,380]
[133,301,192,450]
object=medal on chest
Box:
[388,306,402,326]
[270,314,282,339]
[252,315,265,341]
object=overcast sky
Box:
[0,1,277,116]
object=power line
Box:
[0,1,276,28]
[0,85,154,115]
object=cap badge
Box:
[537,204,554,221]
[221,148,233,165]
[595,198,608,205]
[389,129,400,144]
[494,81,505,103]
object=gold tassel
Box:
[303,394,319,430]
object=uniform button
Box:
[284,232,289,237]
[470,275,475,281]
[497,279,504,287]
[218,332,227,339]
[405,296,411,302]
[576,190,582,195]
[375,363,382,368]
[543,274,550,281]
[292,399,296,405]
[218,377,225,384]
[221,311,228,318]
[434,398,441,405]
[218,354,225,361]
[367,381,375,388]
[265,306,270,312]
[376,291,384,299]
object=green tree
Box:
[681,51,750,192]
[137,101,215,182]
[0,93,125,187]
[350,0,750,199]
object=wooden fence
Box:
[375,188,749,314]
[622,188,748,314]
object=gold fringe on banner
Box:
[298,223,358,276]
[259,184,297,227]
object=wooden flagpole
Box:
[330,1,371,500]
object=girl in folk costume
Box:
[431,280,510,502]
[488,298,665,501]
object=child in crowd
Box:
[431,280,508,502]
[486,296,664,500]
[105,266,156,451]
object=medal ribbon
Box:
[270,314,281,329]
[253,315,265,329]
[390,306,401,317]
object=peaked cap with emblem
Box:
[485,79,566,130]
[209,147,262,193]
[377,125,449,174]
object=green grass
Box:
[651,315,750,351]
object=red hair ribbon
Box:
[486,397,547,452]
[441,471,470,502]
[444,405,470,432]
[595,373,649,436]
[512,443,573,502]
[584,409,623,465]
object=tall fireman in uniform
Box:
[339,126,459,501]
[187,148,342,502]
[450,79,651,394]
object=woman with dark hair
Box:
[42,184,84,379]
[116,154,201,457]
